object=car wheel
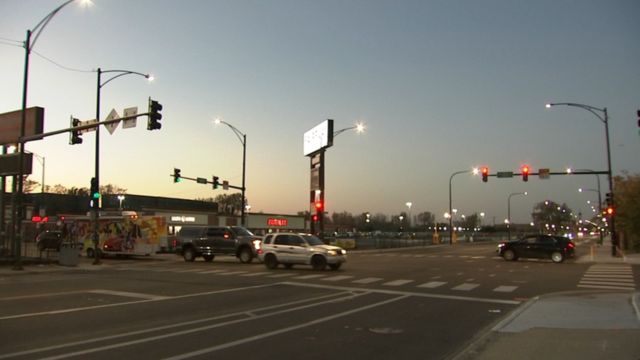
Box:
[203,254,214,262]
[183,247,197,262]
[238,247,253,264]
[329,263,342,271]
[311,255,327,271]
[264,254,278,269]
[502,249,517,261]
[551,251,564,263]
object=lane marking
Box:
[452,283,480,291]
[352,277,383,284]
[383,280,414,287]
[281,281,521,305]
[161,295,410,360]
[417,281,446,289]
[0,289,355,360]
[294,274,326,280]
[322,275,354,282]
[493,286,518,293]
[0,283,277,321]
[267,273,299,278]
[87,290,170,300]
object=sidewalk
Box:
[453,243,640,360]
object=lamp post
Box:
[405,202,412,230]
[12,0,84,270]
[448,168,479,245]
[214,119,247,226]
[546,102,617,256]
[579,186,604,245]
[93,68,151,265]
[507,192,527,241]
[333,122,365,138]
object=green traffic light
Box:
[93,192,101,200]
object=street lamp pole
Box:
[12,0,79,270]
[214,119,247,226]
[507,192,527,241]
[546,102,617,256]
[93,68,150,265]
[448,169,478,245]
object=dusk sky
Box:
[1,0,639,224]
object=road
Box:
[0,243,637,359]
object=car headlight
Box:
[328,250,338,256]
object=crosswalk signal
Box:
[173,168,181,183]
[521,165,530,182]
[69,116,82,145]
[481,167,489,182]
[213,176,220,189]
[605,192,613,206]
[147,97,162,130]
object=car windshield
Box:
[231,227,255,237]
[302,235,324,246]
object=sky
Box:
[1,0,639,225]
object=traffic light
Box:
[605,192,613,206]
[147,97,162,130]
[605,206,615,216]
[521,165,530,182]
[314,200,323,212]
[69,116,82,145]
[173,168,181,183]
[90,177,100,208]
[481,167,489,182]
[213,176,220,189]
[312,214,319,222]
[637,109,640,128]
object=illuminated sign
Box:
[303,119,333,156]
[170,216,196,223]
[267,218,288,227]
[31,216,49,223]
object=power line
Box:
[32,50,93,73]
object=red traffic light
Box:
[314,201,323,210]
[521,165,530,182]
[481,167,489,182]
[606,207,614,216]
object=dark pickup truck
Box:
[174,226,262,263]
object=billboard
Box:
[303,119,333,156]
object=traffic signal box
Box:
[481,167,489,182]
[147,98,162,130]
[521,165,530,182]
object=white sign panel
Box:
[303,119,333,156]
[122,107,138,129]
[79,119,97,134]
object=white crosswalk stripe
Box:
[118,265,524,294]
[578,264,635,291]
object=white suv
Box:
[259,233,347,271]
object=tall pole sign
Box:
[304,120,333,239]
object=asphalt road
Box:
[0,243,637,359]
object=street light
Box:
[91,68,151,265]
[214,118,247,226]
[546,102,617,256]
[405,202,412,229]
[12,0,88,270]
[333,122,366,138]
[448,168,479,245]
[117,195,125,210]
[507,191,527,241]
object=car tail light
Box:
[567,243,575,249]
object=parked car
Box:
[36,230,64,251]
[497,234,575,263]
[174,226,262,263]
[259,233,347,270]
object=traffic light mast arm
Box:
[170,173,244,191]
[19,113,151,143]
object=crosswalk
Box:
[578,264,636,291]
[113,265,522,295]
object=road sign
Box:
[539,168,550,179]
[0,107,44,145]
[497,171,514,178]
[122,107,138,129]
[223,180,229,190]
[0,152,33,176]
[196,177,207,184]
[104,109,120,134]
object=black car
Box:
[174,226,262,263]
[36,230,64,251]
[497,234,575,263]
